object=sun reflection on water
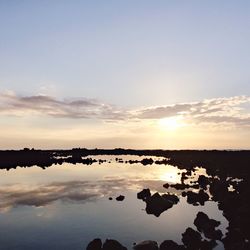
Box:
[159,168,181,183]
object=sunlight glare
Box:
[158,116,185,131]
[159,169,180,184]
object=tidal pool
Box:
[0,155,227,249]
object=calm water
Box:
[0,155,227,250]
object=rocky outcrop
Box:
[194,212,222,240]
[143,192,179,217]
[183,189,209,205]
[159,240,185,250]
[181,227,202,249]
[133,240,158,250]
[137,189,151,200]
[103,239,127,250]
[86,238,102,250]
[116,195,125,201]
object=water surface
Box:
[0,155,227,249]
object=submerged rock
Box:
[162,194,179,204]
[163,183,170,189]
[155,159,169,165]
[182,227,202,249]
[185,189,209,205]
[194,212,222,240]
[170,183,190,190]
[86,238,102,250]
[137,189,151,200]
[145,192,179,217]
[181,172,189,182]
[197,175,210,189]
[141,158,154,165]
[200,239,217,250]
[222,228,250,250]
[103,239,127,250]
[86,238,127,250]
[133,240,158,250]
[209,179,228,201]
[159,240,185,250]
[116,195,125,201]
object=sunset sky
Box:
[0,1,250,149]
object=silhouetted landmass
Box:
[0,148,249,176]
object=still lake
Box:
[0,155,227,250]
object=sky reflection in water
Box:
[0,155,227,249]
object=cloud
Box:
[0,91,250,127]
[135,96,250,127]
[135,104,192,119]
[0,91,125,120]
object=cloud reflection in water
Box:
[0,178,179,212]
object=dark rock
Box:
[116,195,125,201]
[200,239,217,250]
[194,212,222,240]
[159,240,185,250]
[145,193,172,217]
[209,179,228,201]
[198,189,209,204]
[128,160,140,164]
[103,239,127,250]
[186,191,198,205]
[222,228,250,250]
[182,227,202,249]
[145,193,179,217]
[133,240,158,250]
[170,183,190,190]
[181,172,189,182]
[194,212,220,230]
[197,175,210,189]
[163,183,169,189]
[186,189,209,205]
[81,158,97,165]
[206,229,223,241]
[137,189,151,200]
[109,197,113,200]
[141,158,154,165]
[86,238,102,250]
[190,184,200,189]
[155,159,169,165]
[162,194,179,204]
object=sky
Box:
[0,0,250,149]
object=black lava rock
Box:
[86,238,102,250]
[103,239,127,250]
[116,195,125,201]
[137,189,151,200]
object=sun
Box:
[158,116,184,131]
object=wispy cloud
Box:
[134,96,250,127]
[0,91,125,120]
[0,91,250,127]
